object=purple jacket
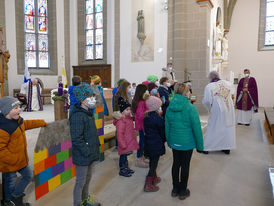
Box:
[236,77,259,112]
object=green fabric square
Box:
[56,149,69,164]
[61,168,72,184]
[34,174,40,187]
[94,113,99,120]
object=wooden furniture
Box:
[54,100,68,121]
[72,64,111,88]
[13,88,53,105]
[264,107,274,144]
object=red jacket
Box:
[113,113,139,155]
[134,100,148,131]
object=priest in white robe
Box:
[202,71,236,155]
[20,78,43,111]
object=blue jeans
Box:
[119,154,128,169]
[137,130,145,158]
[73,163,94,206]
[3,165,33,201]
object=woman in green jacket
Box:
[165,83,204,200]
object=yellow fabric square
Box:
[95,119,102,129]
[34,149,48,164]
[48,175,61,192]
[99,135,104,145]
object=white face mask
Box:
[166,82,171,87]
[155,81,160,87]
[85,97,96,109]
[244,73,250,78]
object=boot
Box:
[3,200,15,206]
[11,194,30,206]
[222,150,230,155]
[119,168,132,177]
[144,176,159,192]
[135,158,149,168]
[152,172,161,185]
[81,195,101,206]
[178,189,190,200]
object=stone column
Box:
[168,0,212,113]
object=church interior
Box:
[0,0,274,205]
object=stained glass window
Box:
[265,0,274,46]
[85,0,103,60]
[24,0,49,68]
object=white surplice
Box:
[202,80,236,151]
[20,82,42,111]
[237,110,253,124]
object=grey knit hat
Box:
[0,96,21,116]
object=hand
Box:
[243,88,248,92]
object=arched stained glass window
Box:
[85,0,103,60]
[24,0,49,68]
[265,0,274,45]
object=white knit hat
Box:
[146,96,162,112]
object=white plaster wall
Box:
[120,0,168,84]
[5,0,66,95]
[229,0,274,107]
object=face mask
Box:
[143,90,150,99]
[84,97,96,109]
[158,107,163,115]
[155,81,160,86]
[151,89,158,96]
[166,82,171,87]
[244,74,249,78]
[168,67,173,72]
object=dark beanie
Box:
[147,82,157,92]
[118,97,131,113]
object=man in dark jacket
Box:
[69,83,101,206]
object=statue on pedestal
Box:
[215,21,223,57]
[137,10,146,45]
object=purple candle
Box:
[58,82,63,96]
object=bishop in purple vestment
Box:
[236,69,258,126]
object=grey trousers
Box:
[73,163,94,206]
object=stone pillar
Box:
[168,0,212,113]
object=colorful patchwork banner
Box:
[94,106,105,161]
[34,141,76,200]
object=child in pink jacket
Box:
[132,84,150,168]
[113,97,139,177]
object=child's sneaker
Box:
[126,167,135,174]
[135,158,149,168]
[81,195,101,206]
[3,200,15,206]
[119,168,132,177]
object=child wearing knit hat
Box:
[113,97,139,177]
[143,96,166,192]
[0,97,46,206]
[69,83,101,206]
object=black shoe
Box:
[178,189,190,200]
[3,200,16,206]
[222,150,230,155]
[202,151,209,154]
[238,123,243,125]
[171,187,179,197]
[126,167,135,174]
[245,124,250,126]
[119,168,132,177]
[12,194,30,206]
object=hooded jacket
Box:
[165,94,204,151]
[113,112,139,155]
[0,114,46,173]
[69,104,100,166]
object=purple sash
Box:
[26,82,43,112]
